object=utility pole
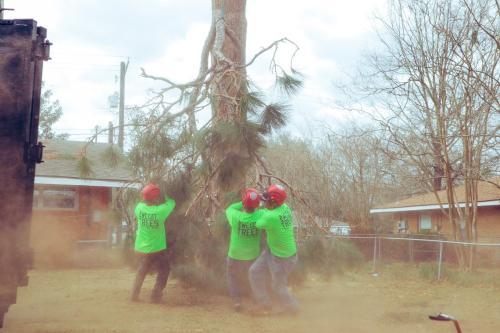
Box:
[0,0,13,19]
[108,121,114,144]
[94,126,99,143]
[118,60,128,150]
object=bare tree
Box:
[320,126,393,230]
[451,0,499,267]
[262,125,398,233]
[342,0,498,268]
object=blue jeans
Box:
[249,249,299,310]
[226,257,253,302]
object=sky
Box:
[5,0,387,142]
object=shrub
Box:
[297,235,364,282]
[418,262,441,280]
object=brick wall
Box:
[31,185,112,266]
[388,206,500,241]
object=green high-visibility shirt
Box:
[256,204,297,258]
[226,201,264,260]
[134,197,176,254]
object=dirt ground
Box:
[2,267,499,333]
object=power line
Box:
[47,67,120,72]
[48,62,120,67]
[54,53,128,59]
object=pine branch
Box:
[76,155,94,178]
[101,145,122,168]
[240,91,266,115]
[260,103,289,134]
[276,71,304,97]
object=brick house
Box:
[370,178,500,241]
[32,140,134,266]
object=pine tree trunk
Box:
[208,0,248,219]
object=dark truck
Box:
[0,18,49,328]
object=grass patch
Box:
[445,268,500,288]
[377,262,500,289]
[418,262,445,280]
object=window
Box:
[33,187,78,211]
[419,215,432,231]
[330,226,339,234]
[397,220,408,233]
[92,210,102,223]
[329,225,351,236]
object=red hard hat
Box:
[242,188,260,209]
[142,183,161,201]
[265,184,287,206]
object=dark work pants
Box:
[131,250,170,301]
[249,249,299,311]
[226,257,253,303]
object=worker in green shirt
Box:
[249,184,299,315]
[225,188,263,312]
[131,183,176,303]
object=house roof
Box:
[371,178,500,214]
[35,140,134,187]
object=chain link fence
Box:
[322,234,500,280]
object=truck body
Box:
[0,18,49,328]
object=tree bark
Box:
[208,0,248,219]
